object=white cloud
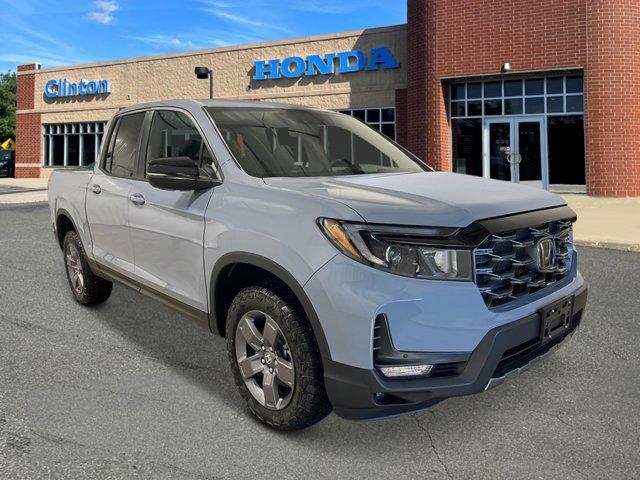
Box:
[0,18,92,70]
[125,34,199,50]
[291,1,361,14]
[203,9,292,34]
[202,0,232,7]
[87,0,120,25]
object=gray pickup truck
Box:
[49,99,587,430]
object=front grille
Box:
[474,219,573,308]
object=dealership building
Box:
[15,0,640,196]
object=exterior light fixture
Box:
[502,62,511,73]
[194,66,214,99]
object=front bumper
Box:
[324,284,587,420]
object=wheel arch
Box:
[55,208,80,250]
[209,252,331,361]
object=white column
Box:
[79,134,84,166]
[63,129,68,167]
[94,131,99,163]
[48,134,54,166]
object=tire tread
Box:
[226,285,332,430]
[63,230,112,306]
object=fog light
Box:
[379,364,434,378]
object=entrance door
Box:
[483,117,547,188]
[485,119,513,182]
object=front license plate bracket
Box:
[539,296,574,344]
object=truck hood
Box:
[263,172,566,227]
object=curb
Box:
[574,240,640,253]
[0,201,48,209]
[0,188,48,196]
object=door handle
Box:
[90,184,101,194]
[129,193,145,206]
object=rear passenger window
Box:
[108,112,145,178]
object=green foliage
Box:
[0,71,17,141]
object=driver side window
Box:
[146,110,217,178]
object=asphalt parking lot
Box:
[0,203,639,479]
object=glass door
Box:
[483,117,547,188]
[484,119,514,182]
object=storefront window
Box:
[450,75,583,119]
[43,122,108,167]
[449,74,585,188]
[548,116,585,185]
[452,119,482,176]
[338,107,396,141]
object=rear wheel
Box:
[63,230,112,305]
[226,286,332,430]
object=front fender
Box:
[208,251,333,360]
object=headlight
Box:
[319,218,473,281]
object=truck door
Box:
[86,112,146,277]
[127,109,217,313]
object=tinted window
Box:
[467,83,482,99]
[566,95,584,113]
[504,80,522,97]
[548,116,585,184]
[147,110,202,163]
[525,97,544,114]
[109,112,145,178]
[207,107,428,178]
[546,77,563,94]
[504,98,523,114]
[566,77,583,93]
[484,99,502,115]
[147,110,216,178]
[525,79,544,96]
[484,82,501,98]
[452,119,482,176]
[451,84,465,100]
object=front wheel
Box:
[63,230,113,306]
[226,286,332,430]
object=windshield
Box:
[206,107,429,178]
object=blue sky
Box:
[1,0,406,73]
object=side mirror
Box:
[147,157,219,191]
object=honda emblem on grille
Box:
[535,237,557,272]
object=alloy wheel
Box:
[66,243,84,294]
[235,310,295,410]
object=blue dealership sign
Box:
[253,47,400,81]
[44,79,111,98]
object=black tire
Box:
[63,230,113,306]
[226,285,332,430]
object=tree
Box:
[0,71,17,141]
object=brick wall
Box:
[407,0,640,196]
[395,88,407,147]
[408,1,593,183]
[585,0,640,196]
[406,1,429,166]
[16,64,41,178]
